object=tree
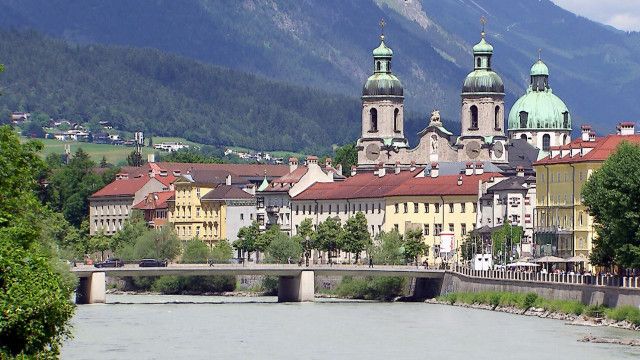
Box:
[233,221,260,260]
[583,142,640,269]
[99,155,109,168]
[298,218,315,241]
[460,234,484,262]
[127,150,144,167]
[21,120,45,138]
[210,240,233,263]
[111,212,149,254]
[133,226,181,261]
[254,225,284,262]
[89,231,111,261]
[341,212,371,263]
[403,228,428,265]
[370,230,404,265]
[181,239,210,263]
[334,142,357,177]
[267,233,302,263]
[491,222,523,263]
[160,148,223,164]
[0,125,75,357]
[315,217,343,263]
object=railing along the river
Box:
[451,264,640,289]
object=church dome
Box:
[363,74,403,96]
[508,58,570,130]
[372,38,393,57]
[472,37,493,54]
[530,60,549,76]
[462,70,504,94]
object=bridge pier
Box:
[278,271,315,302]
[76,272,106,304]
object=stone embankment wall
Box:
[441,272,640,307]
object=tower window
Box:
[520,134,527,140]
[370,108,378,132]
[376,61,381,71]
[562,112,569,128]
[476,57,481,68]
[394,108,400,132]
[519,111,528,128]
[494,106,500,130]
[542,134,551,151]
[470,105,478,129]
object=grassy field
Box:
[25,138,155,165]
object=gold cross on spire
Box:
[379,18,386,40]
[480,16,487,37]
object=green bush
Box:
[152,276,184,294]
[336,276,406,301]
[262,276,279,296]
[584,304,606,318]
[151,275,235,294]
[522,293,539,309]
[606,305,640,324]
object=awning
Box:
[533,256,568,263]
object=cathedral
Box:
[356,23,572,169]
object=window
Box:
[365,204,369,213]
[196,226,200,236]
[520,134,527,140]
[470,105,479,129]
[473,203,477,213]
[424,224,430,235]
[414,203,419,213]
[542,134,551,151]
[250,213,254,220]
[370,108,378,132]
[328,204,332,214]
[403,203,408,213]
[196,187,201,198]
[303,205,306,215]
[371,225,375,234]
[344,204,348,214]
[563,112,569,128]
[461,203,466,213]
[320,205,323,214]
[240,213,244,220]
[257,197,264,209]
[376,61,381,71]
[519,111,528,128]
[476,57,481,68]
[358,204,362,212]
[394,224,399,231]
[424,203,429,213]
[434,203,440,213]
[461,224,467,235]
[449,223,454,232]
[296,205,299,215]
[378,203,381,214]
[196,207,200,217]
[394,108,400,132]
[448,203,454,213]
[494,106,500,130]
[434,224,442,236]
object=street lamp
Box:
[304,236,311,267]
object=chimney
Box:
[147,153,155,163]
[306,155,318,167]
[351,165,357,177]
[465,162,474,176]
[325,157,332,168]
[516,166,525,177]
[430,162,439,178]
[589,131,596,142]
[336,163,343,175]
[619,122,635,136]
[475,162,484,175]
[378,162,386,177]
[581,125,591,141]
[409,161,416,172]
[457,176,463,186]
[289,157,299,172]
[394,161,401,175]
[226,175,232,186]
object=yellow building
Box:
[384,169,499,266]
[534,124,640,260]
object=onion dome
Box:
[462,32,504,94]
[508,59,571,130]
[362,35,403,97]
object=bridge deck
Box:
[71,264,445,279]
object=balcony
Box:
[266,205,280,213]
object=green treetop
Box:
[341,212,371,263]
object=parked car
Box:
[94,258,125,268]
[139,259,168,267]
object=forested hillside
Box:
[0,30,363,152]
[1,0,639,133]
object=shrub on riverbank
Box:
[437,291,640,325]
[152,275,236,294]
[336,276,406,301]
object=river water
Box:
[62,295,640,360]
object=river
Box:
[62,294,640,359]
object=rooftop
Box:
[535,134,640,165]
[91,176,152,198]
[201,185,254,201]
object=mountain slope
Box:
[0,0,638,134]
[0,30,362,152]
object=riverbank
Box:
[430,291,640,333]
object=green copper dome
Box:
[472,37,493,54]
[530,60,549,76]
[509,59,570,130]
[462,70,504,94]
[363,35,403,97]
[372,37,393,57]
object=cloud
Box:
[551,0,640,31]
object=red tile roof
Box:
[263,167,309,192]
[91,176,152,198]
[132,191,174,210]
[294,168,423,200]
[535,135,640,165]
[201,185,254,200]
[120,162,289,178]
[386,172,501,197]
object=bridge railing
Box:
[451,264,640,289]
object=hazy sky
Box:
[551,0,640,31]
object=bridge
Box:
[72,264,445,304]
